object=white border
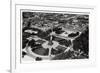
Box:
[11,3,96,73]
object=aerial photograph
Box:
[21,11,89,61]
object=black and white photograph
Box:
[22,11,89,61]
[0,0,99,73]
[9,1,96,72]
